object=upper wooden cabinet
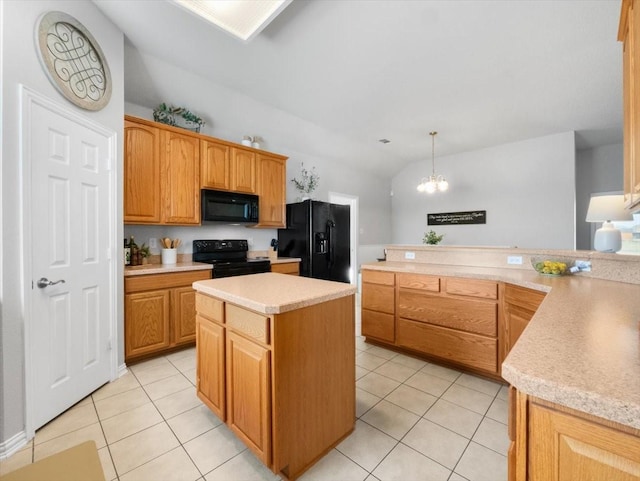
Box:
[231,149,257,194]
[161,129,200,224]
[200,140,231,191]
[124,120,161,223]
[125,116,200,225]
[619,0,640,210]
[256,154,287,228]
[125,115,288,226]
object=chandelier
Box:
[417,131,449,193]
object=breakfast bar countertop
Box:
[193,272,356,315]
[362,261,640,430]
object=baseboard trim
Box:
[0,430,28,460]
[118,363,128,378]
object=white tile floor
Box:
[0,338,509,481]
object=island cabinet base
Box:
[196,292,356,481]
[509,388,640,481]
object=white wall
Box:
[123,48,392,258]
[391,132,576,249]
[575,143,624,250]
[1,0,124,449]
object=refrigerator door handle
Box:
[326,220,336,268]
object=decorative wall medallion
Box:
[36,11,112,111]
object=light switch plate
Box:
[405,251,416,260]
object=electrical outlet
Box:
[405,251,416,260]
[149,238,157,249]
[507,255,523,265]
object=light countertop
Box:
[124,257,301,276]
[193,272,356,315]
[124,262,212,276]
[362,261,640,430]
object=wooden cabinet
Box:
[125,289,171,358]
[200,139,231,190]
[361,270,396,343]
[256,154,287,227]
[502,284,546,363]
[124,116,200,225]
[196,292,355,480]
[619,0,640,210]
[509,389,640,481]
[125,115,289,226]
[226,331,271,465]
[124,120,161,223]
[397,275,500,376]
[161,129,200,224]
[270,261,300,275]
[125,269,211,362]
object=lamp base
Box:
[593,222,622,253]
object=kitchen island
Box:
[192,273,357,481]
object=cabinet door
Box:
[231,148,256,193]
[362,309,395,342]
[161,130,200,224]
[256,154,286,227]
[226,331,271,465]
[201,140,231,190]
[124,120,161,223]
[529,403,640,481]
[172,286,197,345]
[125,290,170,360]
[270,262,299,275]
[196,315,225,420]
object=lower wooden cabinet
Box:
[502,284,547,364]
[509,389,640,481]
[196,292,355,480]
[196,314,225,419]
[125,269,211,362]
[361,270,396,343]
[226,330,271,465]
[270,261,300,275]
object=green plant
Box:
[153,103,205,131]
[423,230,444,245]
[291,162,319,195]
[139,243,151,258]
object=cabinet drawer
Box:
[196,293,225,323]
[125,270,211,293]
[444,278,498,300]
[362,270,395,286]
[362,283,394,314]
[398,290,497,336]
[271,262,299,275]
[505,284,546,311]
[362,309,395,342]
[226,304,270,344]
[397,273,440,292]
[397,318,497,373]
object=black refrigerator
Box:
[277,200,351,283]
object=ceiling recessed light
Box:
[171,0,292,43]
[378,139,391,144]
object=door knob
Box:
[37,278,66,288]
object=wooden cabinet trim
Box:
[125,270,211,293]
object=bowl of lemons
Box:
[530,256,574,276]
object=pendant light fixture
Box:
[417,131,449,193]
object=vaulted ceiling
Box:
[94,0,623,178]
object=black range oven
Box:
[192,239,271,278]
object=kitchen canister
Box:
[161,248,177,265]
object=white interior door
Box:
[23,87,115,431]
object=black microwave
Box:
[201,189,259,224]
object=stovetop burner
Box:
[193,239,271,278]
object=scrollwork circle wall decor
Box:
[36,11,112,111]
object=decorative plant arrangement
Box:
[291,162,319,200]
[153,103,205,132]
[423,229,444,245]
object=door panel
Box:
[28,95,113,430]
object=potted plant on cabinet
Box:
[291,162,319,201]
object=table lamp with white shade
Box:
[585,194,633,252]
